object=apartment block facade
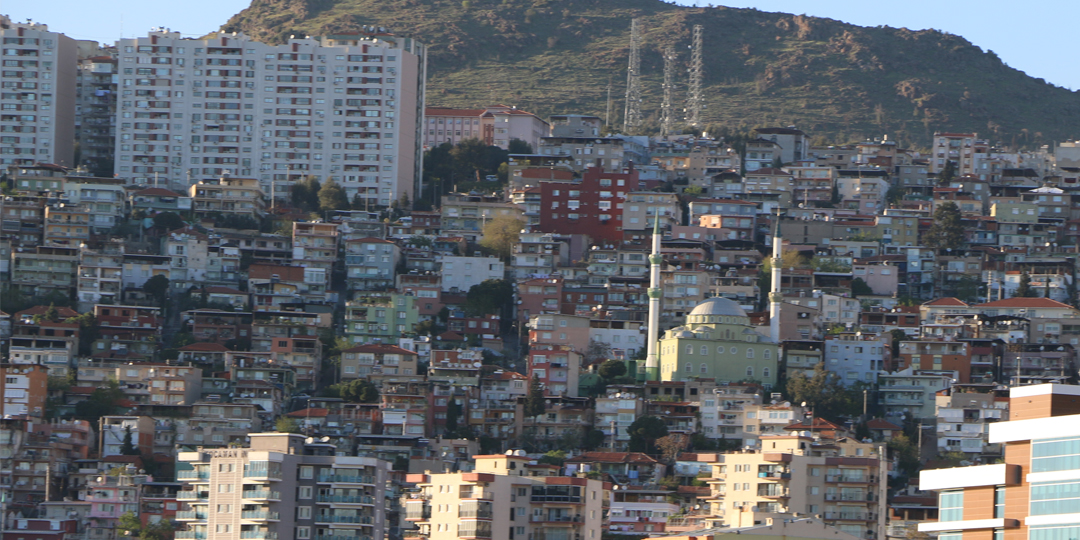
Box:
[112,28,425,206]
[0,15,78,168]
[918,383,1080,540]
[403,453,610,540]
[176,433,390,540]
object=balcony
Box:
[314,515,373,524]
[241,511,280,521]
[826,475,873,484]
[317,474,375,484]
[315,536,369,540]
[176,492,208,500]
[177,470,209,480]
[825,493,873,502]
[825,512,874,521]
[530,515,583,523]
[242,490,281,501]
[318,495,375,504]
[459,508,493,520]
[174,532,207,540]
[239,533,277,540]
[757,471,792,480]
[243,468,283,481]
[175,511,207,520]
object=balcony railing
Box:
[175,511,207,520]
[176,492,208,500]
[242,490,281,500]
[174,532,207,540]
[314,515,373,524]
[317,495,375,504]
[317,474,375,484]
[241,511,280,520]
[177,470,209,480]
[239,532,277,540]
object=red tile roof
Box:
[248,264,307,281]
[425,107,486,117]
[866,418,903,430]
[286,408,329,418]
[974,298,1075,309]
[783,417,846,431]
[14,305,81,319]
[565,452,659,464]
[922,298,969,307]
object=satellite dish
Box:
[473,362,482,368]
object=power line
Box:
[686,24,704,129]
[623,18,642,134]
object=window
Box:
[995,486,1005,518]
[1031,481,1080,515]
[746,349,755,359]
[296,527,311,539]
[717,346,725,354]
[299,486,313,499]
[1033,436,1080,472]
[701,346,708,355]
[763,367,771,379]
[300,466,314,479]
[746,367,754,377]
[700,363,708,373]
[297,506,312,519]
[939,491,963,522]
[684,363,692,372]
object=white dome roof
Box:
[688,297,748,318]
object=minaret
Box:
[769,210,783,344]
[644,217,663,381]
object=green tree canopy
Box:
[74,379,125,422]
[275,416,302,433]
[507,138,533,154]
[479,215,525,261]
[464,279,513,317]
[152,211,185,231]
[1015,272,1038,298]
[524,374,546,419]
[785,362,860,422]
[627,416,669,455]
[923,201,964,250]
[851,277,874,296]
[318,180,350,213]
[598,359,627,380]
[143,274,170,305]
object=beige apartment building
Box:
[190,176,266,219]
[175,433,390,540]
[403,452,610,540]
[702,434,886,540]
[0,15,78,168]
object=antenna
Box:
[686,24,704,129]
[623,18,642,134]
[660,45,677,138]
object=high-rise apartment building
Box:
[918,383,1080,540]
[113,28,425,206]
[0,15,78,168]
[74,42,117,176]
[176,433,390,540]
[403,452,610,540]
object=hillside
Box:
[223,0,1080,148]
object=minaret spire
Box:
[644,216,663,381]
[769,209,783,344]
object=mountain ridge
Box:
[222,0,1080,148]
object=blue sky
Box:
[5,1,1078,89]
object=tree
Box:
[318,180,350,213]
[953,274,981,303]
[479,215,525,261]
[888,432,921,478]
[524,374,546,419]
[656,433,689,464]
[1015,272,1037,298]
[324,379,380,404]
[152,211,185,232]
[584,340,612,365]
[785,363,859,422]
[119,510,173,540]
[923,202,964,250]
[937,160,957,186]
[598,359,627,380]
[65,312,101,356]
[851,277,874,296]
[812,255,852,273]
[445,397,460,434]
[275,416,301,433]
[890,329,908,358]
[464,279,513,317]
[121,425,140,456]
[627,416,668,455]
[142,274,170,306]
[32,304,60,324]
[74,379,125,422]
[538,449,566,466]
[507,138,533,154]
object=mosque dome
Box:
[688,297,748,318]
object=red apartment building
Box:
[538,167,643,244]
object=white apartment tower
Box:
[0,15,78,168]
[113,28,425,206]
